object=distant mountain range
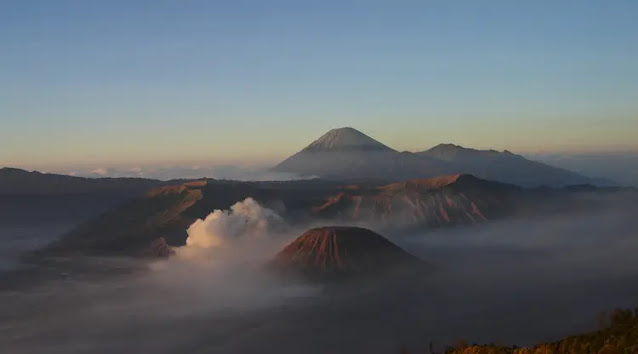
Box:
[273,127,610,187]
[2,127,614,190]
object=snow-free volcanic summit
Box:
[271,226,428,280]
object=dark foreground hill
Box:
[434,308,638,354]
[270,226,428,280]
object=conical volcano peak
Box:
[303,127,395,152]
[270,226,428,280]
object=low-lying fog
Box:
[0,224,75,271]
[1,201,638,354]
[0,193,136,271]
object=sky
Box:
[1,0,638,170]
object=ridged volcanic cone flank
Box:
[272,226,425,279]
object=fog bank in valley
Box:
[1,198,638,354]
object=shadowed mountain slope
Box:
[31,181,205,258]
[417,144,598,187]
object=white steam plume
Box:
[184,197,284,249]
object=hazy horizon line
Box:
[4,145,638,175]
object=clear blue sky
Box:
[2,0,637,169]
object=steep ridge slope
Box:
[314,174,523,227]
[300,127,395,152]
[31,181,206,258]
